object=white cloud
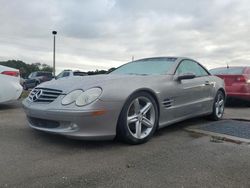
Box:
[0,0,250,73]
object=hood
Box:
[38,74,165,93]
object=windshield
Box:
[28,72,36,78]
[110,57,177,75]
[210,67,244,75]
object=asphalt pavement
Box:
[0,101,249,188]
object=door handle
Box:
[205,81,212,85]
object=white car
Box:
[0,65,23,103]
[56,70,87,79]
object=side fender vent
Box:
[162,98,173,108]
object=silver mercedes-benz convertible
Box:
[23,57,225,144]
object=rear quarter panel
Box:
[210,75,225,96]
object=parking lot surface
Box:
[0,101,250,187]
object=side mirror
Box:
[176,73,196,81]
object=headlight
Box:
[75,88,102,106]
[61,90,83,105]
[61,88,102,106]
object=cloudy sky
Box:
[0,0,250,73]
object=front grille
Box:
[162,98,173,108]
[28,87,62,103]
[28,116,60,129]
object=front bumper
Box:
[22,96,123,140]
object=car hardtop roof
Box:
[63,70,85,72]
[133,56,196,63]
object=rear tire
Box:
[208,90,225,121]
[117,92,159,145]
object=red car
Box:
[210,66,250,101]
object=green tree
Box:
[0,60,52,78]
[0,59,116,77]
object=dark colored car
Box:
[210,66,250,101]
[23,71,53,90]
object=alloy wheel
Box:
[126,97,156,139]
[215,93,225,118]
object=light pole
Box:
[52,30,57,77]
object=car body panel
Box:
[23,96,122,139]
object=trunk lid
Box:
[216,74,248,86]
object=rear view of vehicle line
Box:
[22,57,226,144]
[0,65,23,104]
[210,66,250,102]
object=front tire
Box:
[117,92,159,144]
[209,90,225,120]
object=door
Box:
[171,60,213,118]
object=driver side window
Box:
[176,60,209,77]
[63,72,70,77]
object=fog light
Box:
[69,123,78,130]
